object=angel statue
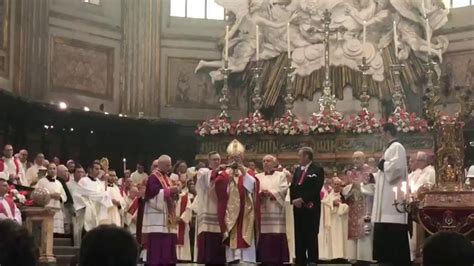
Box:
[194,0,298,83]
[390,0,449,62]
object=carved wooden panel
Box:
[0,0,10,78]
[49,36,114,99]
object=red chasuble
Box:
[214,169,260,249]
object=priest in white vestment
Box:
[36,163,67,234]
[255,155,290,264]
[67,164,88,246]
[124,186,139,236]
[170,174,193,262]
[194,151,227,264]
[318,177,349,261]
[0,176,22,223]
[105,170,125,226]
[25,153,46,187]
[372,123,410,264]
[77,162,113,232]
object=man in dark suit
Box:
[290,146,325,265]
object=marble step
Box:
[56,254,76,266]
[53,237,73,247]
[54,246,79,256]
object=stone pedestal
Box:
[22,207,56,265]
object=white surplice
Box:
[124,195,137,236]
[372,141,408,224]
[176,191,193,261]
[255,171,288,234]
[318,190,349,261]
[77,177,113,231]
[285,191,295,262]
[194,168,221,261]
[106,184,125,226]
[67,179,88,246]
[36,177,67,233]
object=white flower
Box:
[403,127,409,133]
[357,128,362,133]
[318,127,324,133]
[210,129,218,135]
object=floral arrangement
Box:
[272,112,302,135]
[341,108,381,134]
[7,185,33,206]
[234,112,272,135]
[385,107,429,133]
[196,117,234,136]
[307,109,344,134]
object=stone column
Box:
[121,0,161,117]
[13,0,49,99]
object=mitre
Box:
[226,139,245,156]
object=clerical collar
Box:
[107,184,115,187]
[46,175,56,182]
[88,175,97,181]
[264,170,275,175]
[386,138,399,148]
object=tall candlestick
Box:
[256,25,260,61]
[225,25,229,62]
[393,186,398,201]
[393,20,398,59]
[363,20,367,47]
[122,158,127,174]
[426,18,431,57]
[287,22,291,59]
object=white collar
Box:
[301,162,312,171]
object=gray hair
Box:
[157,155,172,163]
[416,151,428,162]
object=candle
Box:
[401,181,407,199]
[123,158,127,173]
[393,186,398,201]
[421,0,426,18]
[393,20,398,59]
[225,25,229,62]
[426,18,431,57]
[363,20,367,47]
[256,25,260,61]
[287,22,291,59]
[409,180,415,193]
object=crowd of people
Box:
[0,122,473,266]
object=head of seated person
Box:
[423,231,474,266]
[79,224,138,266]
[0,219,38,266]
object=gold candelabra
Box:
[318,9,346,111]
[390,61,406,110]
[358,56,371,109]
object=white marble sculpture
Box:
[195,0,449,83]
